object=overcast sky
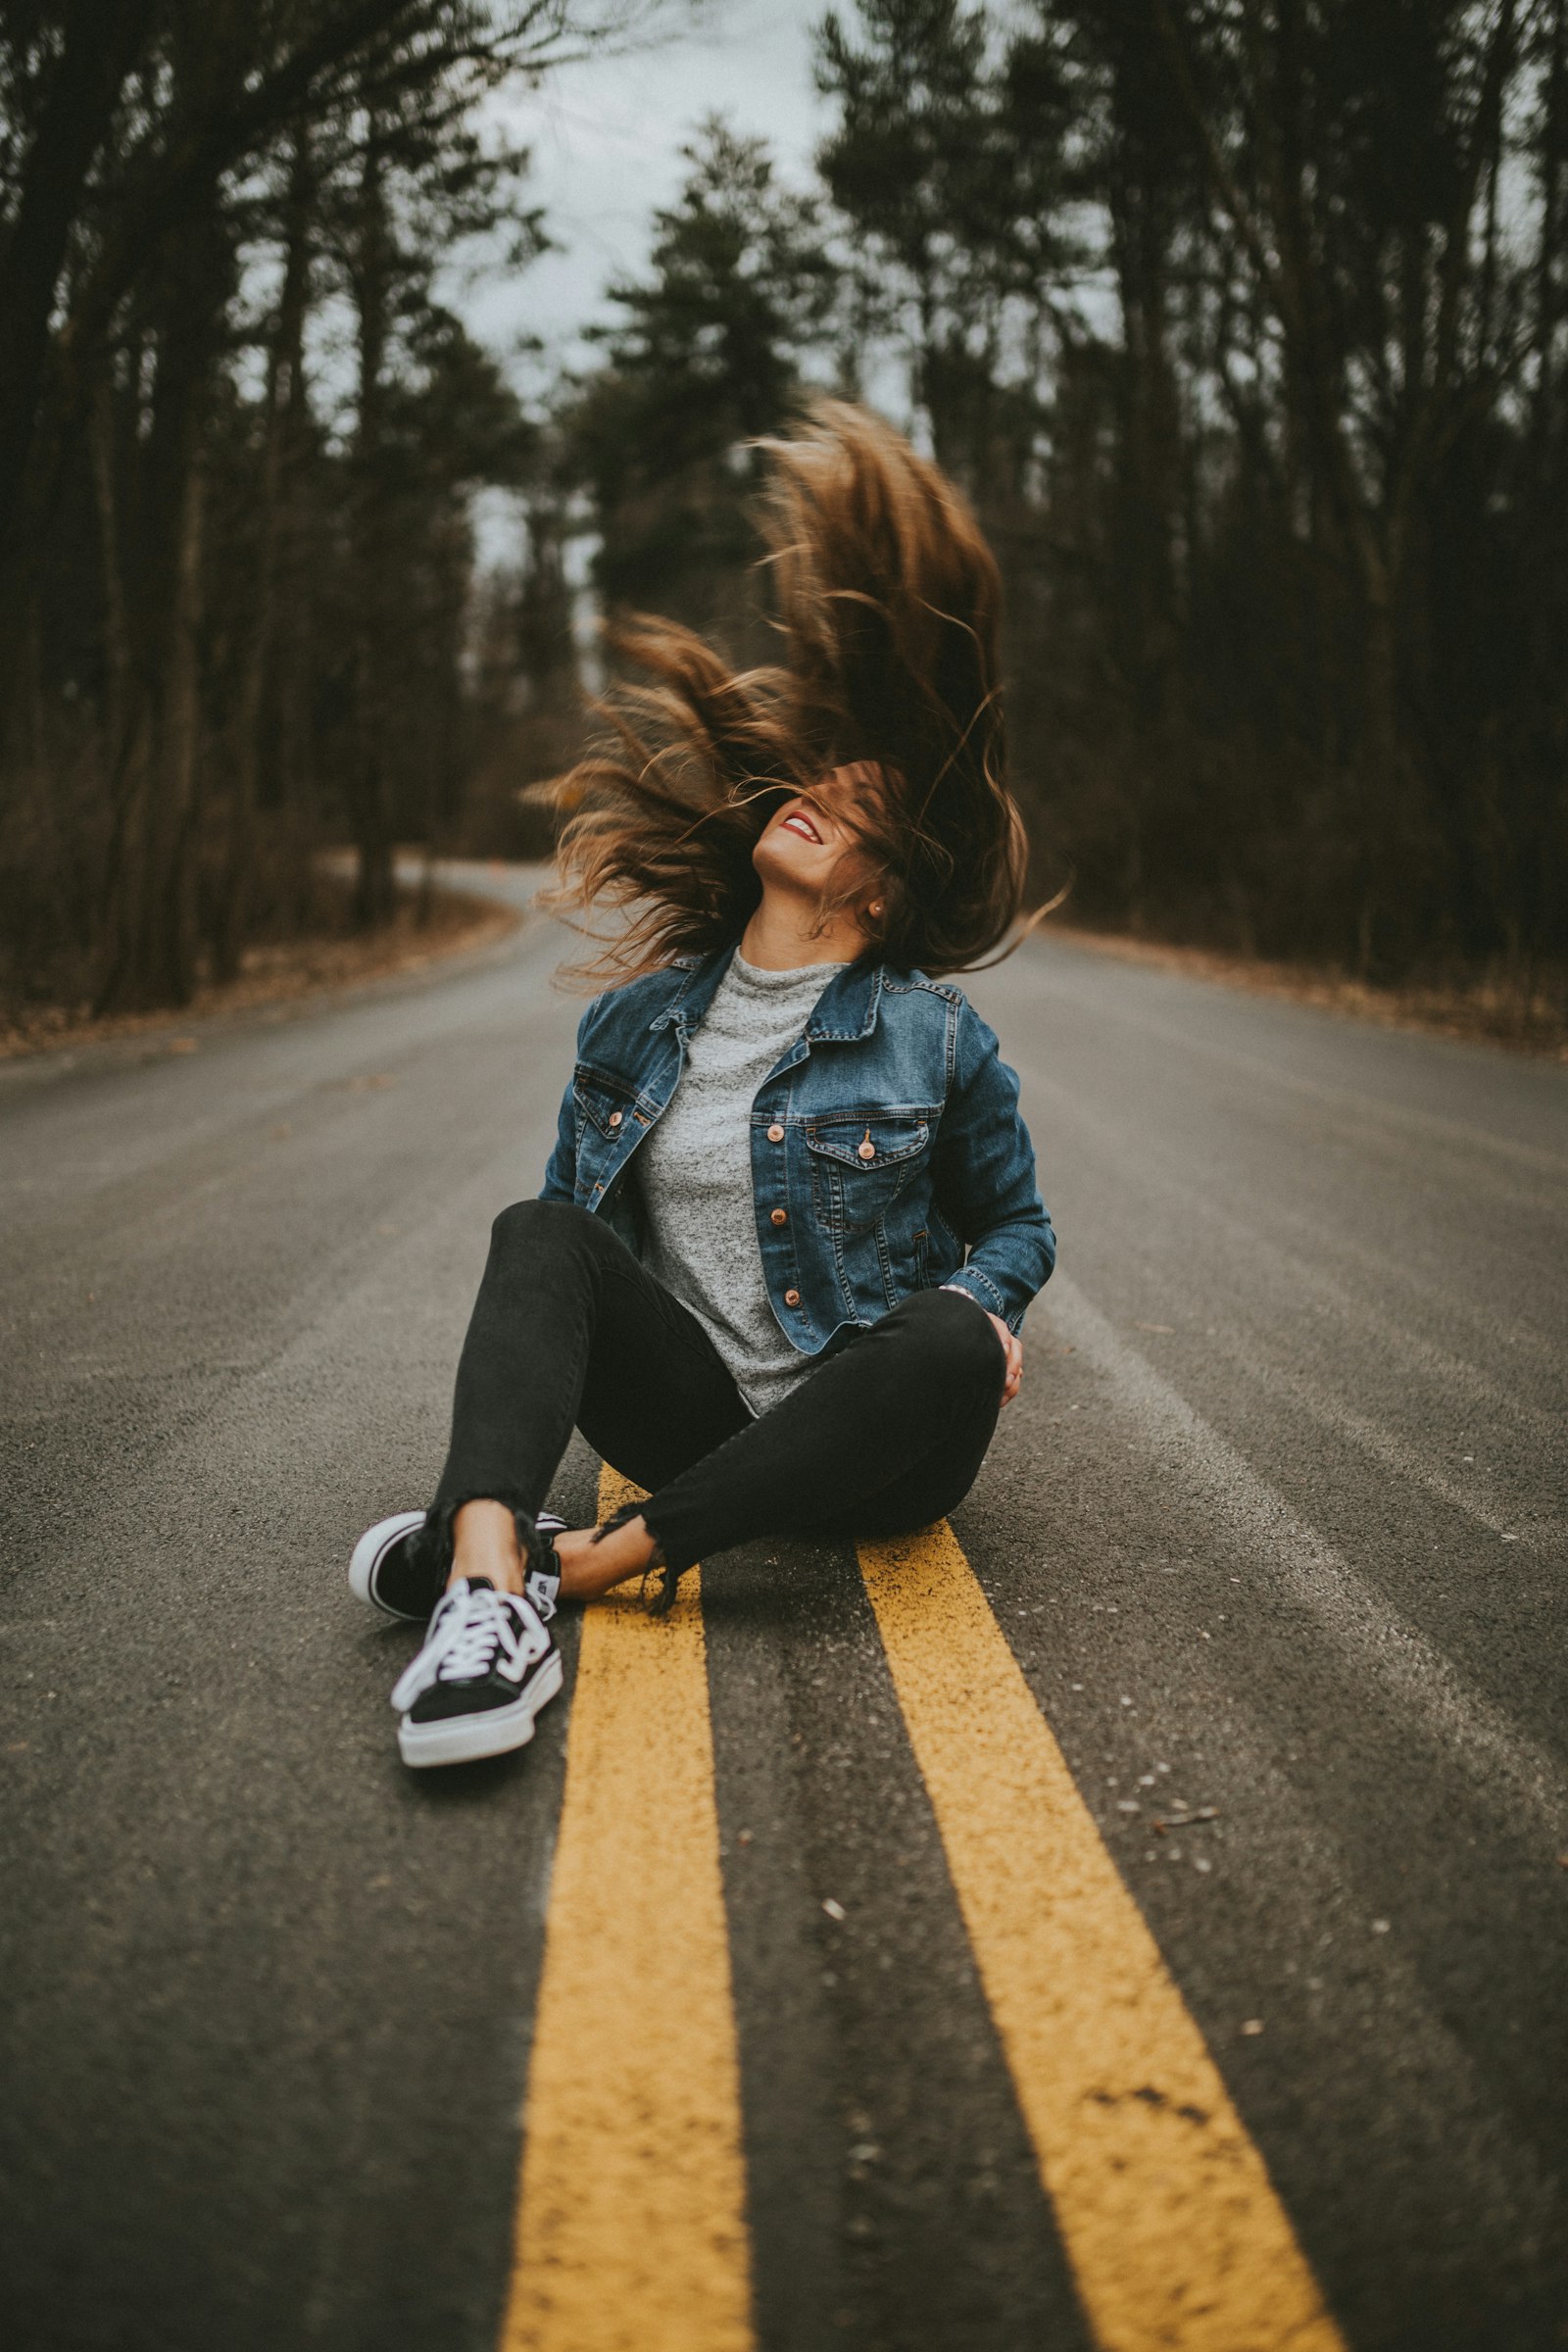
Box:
[470,0,834,379]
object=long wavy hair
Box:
[540,398,1030,982]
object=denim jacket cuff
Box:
[940,1268,1011,1324]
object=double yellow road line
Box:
[502,1478,1344,2352]
[504,1472,751,2352]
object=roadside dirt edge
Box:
[0,882,520,1066]
[1049,921,1568,1060]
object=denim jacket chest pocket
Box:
[571,1065,647,1197]
[805,1109,935,1233]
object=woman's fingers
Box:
[980,1309,1023,1404]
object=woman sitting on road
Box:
[349,400,1057,1768]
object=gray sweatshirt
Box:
[638,950,848,1414]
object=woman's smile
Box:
[757,789,848,869]
[749,774,881,952]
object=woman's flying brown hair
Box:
[540,398,1030,982]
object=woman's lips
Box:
[781,810,822,844]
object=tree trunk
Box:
[94,208,229,1014]
[210,130,316,982]
[348,116,397,932]
[89,375,133,769]
[1533,0,1566,459]
[0,0,156,584]
[150,451,207,1003]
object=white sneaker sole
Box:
[350,1509,569,1621]
[349,1511,429,1617]
[397,1646,564,1768]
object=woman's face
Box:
[752,762,885,906]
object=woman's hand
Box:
[943,1284,1024,1402]
[985,1310,1023,1404]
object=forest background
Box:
[1,0,1564,1036]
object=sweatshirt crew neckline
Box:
[727,948,850,992]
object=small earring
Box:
[868,901,884,919]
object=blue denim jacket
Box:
[540,944,1055,1362]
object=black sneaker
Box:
[390,1576,564,1767]
[350,1509,566,1623]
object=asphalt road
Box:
[2,864,1564,2352]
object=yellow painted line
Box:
[501,1471,754,2352]
[859,1522,1345,2352]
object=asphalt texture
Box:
[2,863,1564,2352]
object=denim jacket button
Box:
[770,1207,788,1227]
[609,1110,622,1128]
[766,1123,784,1143]
[784,1288,801,1306]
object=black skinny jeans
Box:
[425,1199,1007,1574]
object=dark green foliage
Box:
[566,118,840,634]
[2,0,1563,1020]
[0,1,618,1016]
[801,0,1568,993]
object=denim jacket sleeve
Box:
[931,998,1056,1331]
[540,1076,577,1203]
[539,997,601,1202]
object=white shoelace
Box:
[391,1582,548,1712]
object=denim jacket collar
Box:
[648,942,885,1045]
